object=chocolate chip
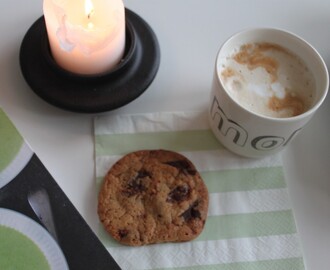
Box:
[136,170,152,179]
[180,201,201,221]
[118,229,129,239]
[123,169,151,196]
[167,185,190,202]
[165,160,197,176]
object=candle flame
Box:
[85,0,94,19]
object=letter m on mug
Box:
[210,96,248,147]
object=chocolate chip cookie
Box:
[98,150,209,246]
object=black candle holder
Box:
[19,9,160,113]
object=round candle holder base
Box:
[19,9,160,113]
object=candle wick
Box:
[87,9,94,20]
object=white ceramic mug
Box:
[209,28,329,158]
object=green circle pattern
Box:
[0,225,50,270]
[0,109,23,173]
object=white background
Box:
[0,1,329,269]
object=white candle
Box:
[43,0,125,75]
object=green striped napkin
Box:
[94,111,305,270]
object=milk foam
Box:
[220,43,316,118]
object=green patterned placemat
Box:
[0,108,33,189]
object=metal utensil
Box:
[28,187,59,242]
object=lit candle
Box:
[43,0,125,75]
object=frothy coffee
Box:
[220,42,316,118]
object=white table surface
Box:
[1,0,329,269]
